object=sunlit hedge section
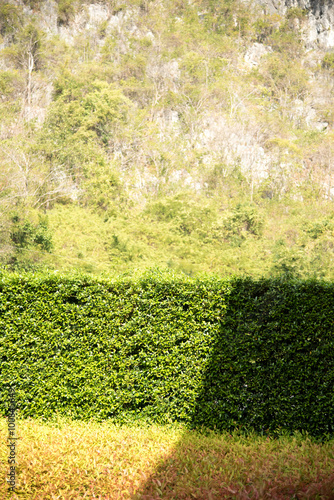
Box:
[0,272,333,436]
[0,272,227,423]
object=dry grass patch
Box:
[0,418,333,499]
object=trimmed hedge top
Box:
[1,271,333,436]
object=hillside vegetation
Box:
[1,0,334,277]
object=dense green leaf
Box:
[0,272,333,438]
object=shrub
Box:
[147,194,215,236]
[286,7,307,22]
[224,203,264,238]
[261,54,308,99]
[57,0,76,27]
[192,277,334,436]
[0,3,22,39]
[1,273,334,437]
[322,52,334,72]
[9,214,53,253]
[0,70,23,99]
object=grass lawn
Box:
[0,418,333,499]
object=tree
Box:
[310,133,334,201]
[1,22,44,115]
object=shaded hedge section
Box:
[0,273,333,436]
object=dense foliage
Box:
[192,277,334,436]
[1,272,333,437]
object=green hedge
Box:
[0,272,333,436]
[192,278,334,436]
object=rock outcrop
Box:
[256,0,334,48]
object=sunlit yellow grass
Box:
[0,418,333,499]
[0,418,179,499]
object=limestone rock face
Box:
[39,0,58,35]
[256,0,334,48]
[244,42,272,67]
[255,0,286,13]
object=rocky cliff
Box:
[257,0,334,47]
[8,0,334,49]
